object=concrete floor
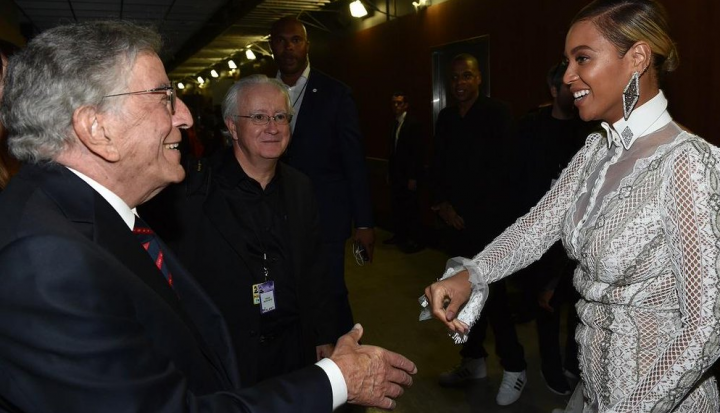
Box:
[344,229,574,413]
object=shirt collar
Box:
[601,90,673,150]
[396,111,407,123]
[218,149,280,194]
[276,62,311,87]
[66,166,136,229]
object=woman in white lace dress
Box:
[424,1,720,412]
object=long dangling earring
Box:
[622,71,640,121]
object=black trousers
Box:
[459,280,527,372]
[390,180,421,243]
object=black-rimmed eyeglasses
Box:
[102,85,176,115]
[233,113,293,125]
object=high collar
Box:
[601,90,673,150]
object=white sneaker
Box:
[496,370,526,406]
[438,357,487,387]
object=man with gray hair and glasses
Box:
[0,21,415,413]
[141,74,338,388]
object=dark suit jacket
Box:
[284,69,373,242]
[431,95,519,252]
[0,163,332,413]
[141,151,336,385]
[389,113,423,186]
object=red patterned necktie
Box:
[133,216,174,288]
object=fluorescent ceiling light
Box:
[245,49,257,60]
[177,82,185,90]
[228,60,237,69]
[210,69,219,78]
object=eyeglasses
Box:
[233,113,293,125]
[102,85,176,115]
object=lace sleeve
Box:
[615,140,720,412]
[462,132,602,286]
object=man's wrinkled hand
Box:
[423,270,472,332]
[331,324,417,410]
[433,202,465,230]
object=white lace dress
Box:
[456,92,720,412]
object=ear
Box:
[72,106,120,162]
[628,40,652,73]
[224,117,239,141]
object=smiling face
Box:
[449,58,481,104]
[563,20,635,123]
[227,83,290,167]
[101,52,192,204]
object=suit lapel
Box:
[293,70,320,138]
[35,164,237,389]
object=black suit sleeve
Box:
[0,235,332,413]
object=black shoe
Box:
[383,236,400,245]
[399,240,424,254]
[541,369,571,396]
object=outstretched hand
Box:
[331,324,417,410]
[423,269,473,333]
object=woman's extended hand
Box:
[424,269,473,333]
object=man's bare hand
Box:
[423,270,472,333]
[432,202,465,230]
[537,289,555,313]
[331,324,417,410]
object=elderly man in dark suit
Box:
[270,16,375,339]
[141,75,337,387]
[0,21,415,413]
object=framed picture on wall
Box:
[430,35,490,131]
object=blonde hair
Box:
[572,0,679,79]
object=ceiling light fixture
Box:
[197,76,205,84]
[349,0,368,18]
[210,69,219,78]
[245,49,257,60]
[177,82,185,90]
[228,59,237,69]
[412,0,431,11]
